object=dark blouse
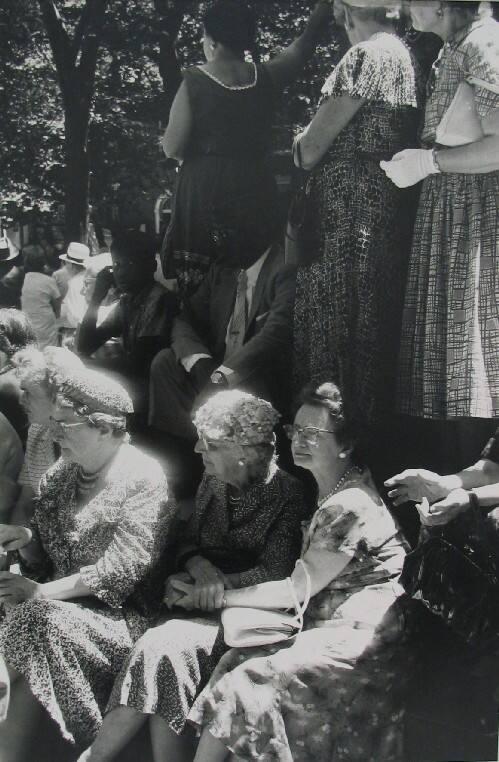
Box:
[177,465,305,586]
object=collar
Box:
[245,247,271,289]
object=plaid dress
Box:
[397,17,499,419]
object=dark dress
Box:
[293,33,421,438]
[162,64,279,297]
[106,466,304,734]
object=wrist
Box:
[430,147,442,174]
[210,370,229,387]
[439,474,461,496]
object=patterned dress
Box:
[189,468,410,761]
[397,17,499,419]
[293,33,421,437]
[106,466,305,734]
[0,443,173,746]
[17,423,57,495]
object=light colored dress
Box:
[0,443,173,746]
[397,17,499,418]
[189,468,410,761]
[21,271,60,348]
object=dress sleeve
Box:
[237,483,304,587]
[321,41,418,108]
[18,474,55,582]
[308,489,374,557]
[80,470,173,607]
[463,27,499,119]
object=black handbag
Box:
[284,140,318,266]
[400,513,499,648]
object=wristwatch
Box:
[211,370,229,386]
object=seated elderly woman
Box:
[0,366,173,762]
[79,390,305,762]
[0,308,37,442]
[188,382,409,762]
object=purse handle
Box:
[286,558,312,632]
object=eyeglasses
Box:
[283,424,336,446]
[49,418,91,434]
[198,437,256,452]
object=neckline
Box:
[198,62,258,91]
[446,17,485,49]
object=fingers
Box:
[387,489,409,507]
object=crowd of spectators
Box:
[0,1,498,761]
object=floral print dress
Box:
[0,443,173,746]
[189,468,410,761]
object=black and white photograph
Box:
[0,0,499,760]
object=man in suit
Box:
[149,241,296,444]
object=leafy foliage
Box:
[0,1,347,230]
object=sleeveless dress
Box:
[397,17,499,419]
[189,468,411,761]
[292,34,421,439]
[162,64,278,297]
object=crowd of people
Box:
[0,0,498,760]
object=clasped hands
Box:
[385,469,470,527]
[163,556,231,613]
[0,524,43,605]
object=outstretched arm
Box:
[265,2,332,90]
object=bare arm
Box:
[266,2,332,90]
[162,82,192,161]
[436,134,499,174]
[294,94,365,170]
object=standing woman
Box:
[381,2,499,472]
[161,0,332,297]
[292,0,421,451]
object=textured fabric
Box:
[189,469,409,761]
[21,272,60,348]
[162,65,278,296]
[18,423,57,495]
[293,33,421,436]
[106,467,305,733]
[397,17,499,418]
[1,443,173,745]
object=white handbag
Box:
[435,81,484,146]
[222,559,312,648]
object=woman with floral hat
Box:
[79,390,305,762]
[0,366,173,761]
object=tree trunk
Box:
[64,105,90,242]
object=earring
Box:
[338,452,347,459]
[238,459,245,467]
[436,5,443,17]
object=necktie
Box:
[225,269,248,359]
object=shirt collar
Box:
[245,247,271,289]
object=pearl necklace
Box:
[317,465,361,508]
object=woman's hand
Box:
[0,571,43,605]
[170,577,226,613]
[184,555,224,586]
[416,491,471,527]
[385,469,450,506]
[0,524,32,552]
[380,149,439,188]
[163,572,192,609]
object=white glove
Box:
[380,149,440,188]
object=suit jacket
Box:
[171,245,296,402]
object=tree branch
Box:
[37,0,73,96]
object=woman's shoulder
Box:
[265,465,305,498]
[323,33,418,106]
[107,443,167,492]
[320,468,386,518]
[461,17,499,73]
